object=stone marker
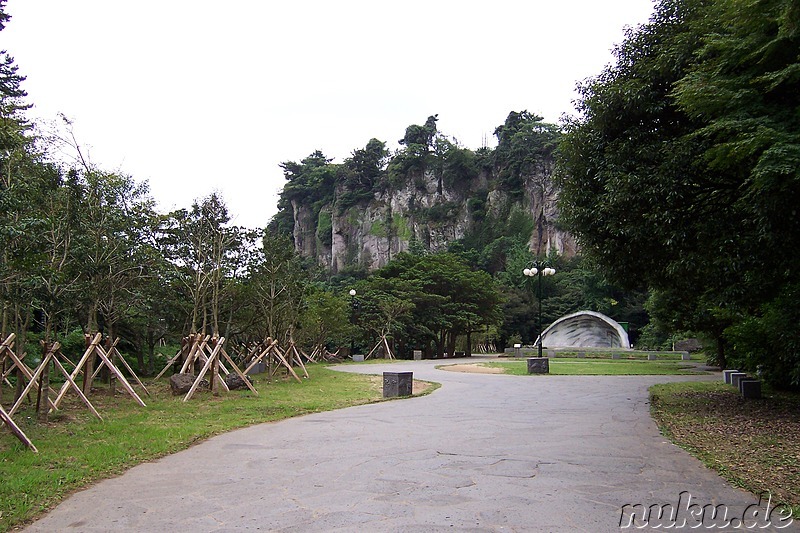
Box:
[680,352,691,361]
[723,369,740,384]
[353,354,365,362]
[225,373,251,390]
[527,357,549,374]
[513,343,522,358]
[169,374,206,395]
[383,372,413,397]
[612,353,621,360]
[739,379,761,399]
[647,354,657,361]
[413,350,422,361]
[730,372,748,389]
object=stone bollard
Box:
[353,354,365,362]
[723,369,740,384]
[413,350,422,361]
[383,372,413,397]
[730,372,748,389]
[527,357,549,374]
[739,379,762,399]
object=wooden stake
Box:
[0,403,37,453]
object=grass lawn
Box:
[482,358,703,375]
[650,381,800,517]
[0,365,430,532]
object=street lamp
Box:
[523,262,556,358]
[349,289,357,356]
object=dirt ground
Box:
[439,363,503,374]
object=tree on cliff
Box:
[558,0,800,387]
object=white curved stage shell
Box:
[537,310,631,349]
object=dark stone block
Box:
[739,379,761,399]
[527,357,549,374]
[169,373,207,395]
[383,372,413,397]
[730,372,748,389]
[225,373,252,390]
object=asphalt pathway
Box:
[24,358,790,532]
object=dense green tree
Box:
[494,111,561,194]
[356,252,503,357]
[337,139,387,210]
[558,0,800,385]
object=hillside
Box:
[270,112,577,273]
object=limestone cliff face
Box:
[291,164,577,273]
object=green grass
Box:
[650,381,800,517]
[482,359,703,375]
[0,365,425,532]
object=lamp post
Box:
[349,289,357,356]
[523,262,556,358]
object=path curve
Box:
[24,357,776,532]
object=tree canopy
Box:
[558,0,800,387]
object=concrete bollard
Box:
[739,379,762,399]
[730,372,748,389]
[723,369,740,384]
[383,372,413,397]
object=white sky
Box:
[2,1,654,229]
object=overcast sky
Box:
[3,1,655,229]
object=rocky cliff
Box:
[273,112,579,273]
[291,164,577,273]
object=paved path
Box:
[24,358,788,532]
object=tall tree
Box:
[558,0,800,386]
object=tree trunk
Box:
[715,335,727,369]
[37,342,50,422]
[146,328,156,376]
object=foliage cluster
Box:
[558,0,800,388]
